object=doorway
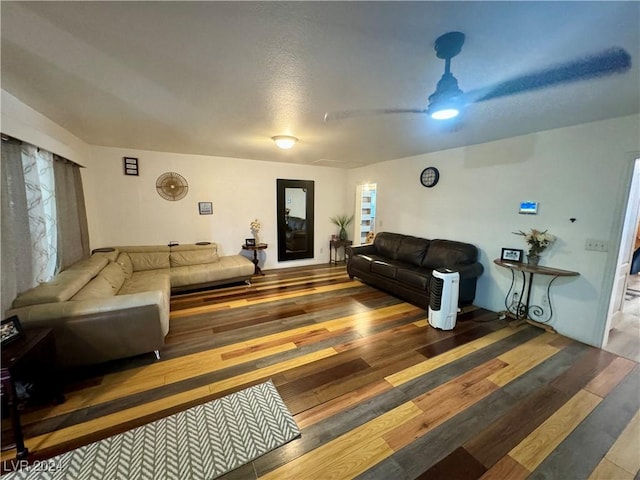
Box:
[354,184,377,245]
[602,157,640,362]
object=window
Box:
[1,136,89,315]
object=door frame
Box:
[353,183,377,245]
[600,154,640,347]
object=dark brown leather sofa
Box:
[346,232,484,309]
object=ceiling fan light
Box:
[430,108,459,120]
[427,71,464,120]
[272,135,298,149]
[427,94,462,120]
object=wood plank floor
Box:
[2,264,639,479]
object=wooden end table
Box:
[329,239,353,265]
[242,243,268,275]
[1,328,64,459]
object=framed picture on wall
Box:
[501,248,524,262]
[1,316,24,346]
[198,202,213,215]
[123,157,139,176]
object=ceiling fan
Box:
[323,31,631,122]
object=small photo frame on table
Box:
[501,248,524,262]
[245,238,256,247]
[123,157,139,176]
[198,202,213,215]
[1,315,24,346]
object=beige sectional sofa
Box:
[8,243,254,368]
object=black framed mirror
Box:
[277,179,314,261]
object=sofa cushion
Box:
[119,270,171,295]
[422,239,478,269]
[92,248,119,262]
[350,254,383,273]
[12,256,109,308]
[171,255,254,288]
[371,260,397,279]
[374,232,405,260]
[69,256,109,277]
[71,275,117,301]
[396,236,430,266]
[128,252,171,272]
[116,252,133,279]
[396,267,431,290]
[170,246,219,267]
[98,262,126,293]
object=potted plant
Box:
[513,228,555,265]
[330,214,353,241]
[250,218,261,244]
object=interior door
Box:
[605,158,640,342]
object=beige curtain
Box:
[54,156,90,270]
[1,137,90,316]
[1,138,33,317]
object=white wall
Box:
[1,90,90,164]
[347,115,640,347]
[83,146,348,269]
[5,90,639,346]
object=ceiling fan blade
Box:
[323,108,427,122]
[465,47,632,103]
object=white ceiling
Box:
[2,1,639,168]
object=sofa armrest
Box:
[452,262,485,280]
[8,291,169,367]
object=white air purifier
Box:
[428,268,460,330]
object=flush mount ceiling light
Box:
[272,135,298,149]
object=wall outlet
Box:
[585,238,609,252]
[510,292,519,309]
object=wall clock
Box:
[420,167,440,188]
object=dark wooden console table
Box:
[1,328,64,459]
[242,243,268,275]
[329,239,352,265]
[494,259,580,332]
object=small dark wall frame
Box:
[198,202,213,215]
[123,157,139,176]
[245,238,256,246]
[1,315,24,346]
[501,248,524,262]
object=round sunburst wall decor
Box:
[156,172,188,201]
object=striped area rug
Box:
[6,381,300,480]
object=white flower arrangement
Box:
[514,228,555,256]
[250,219,261,234]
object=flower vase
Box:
[339,227,348,241]
[527,254,540,266]
[254,234,260,245]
